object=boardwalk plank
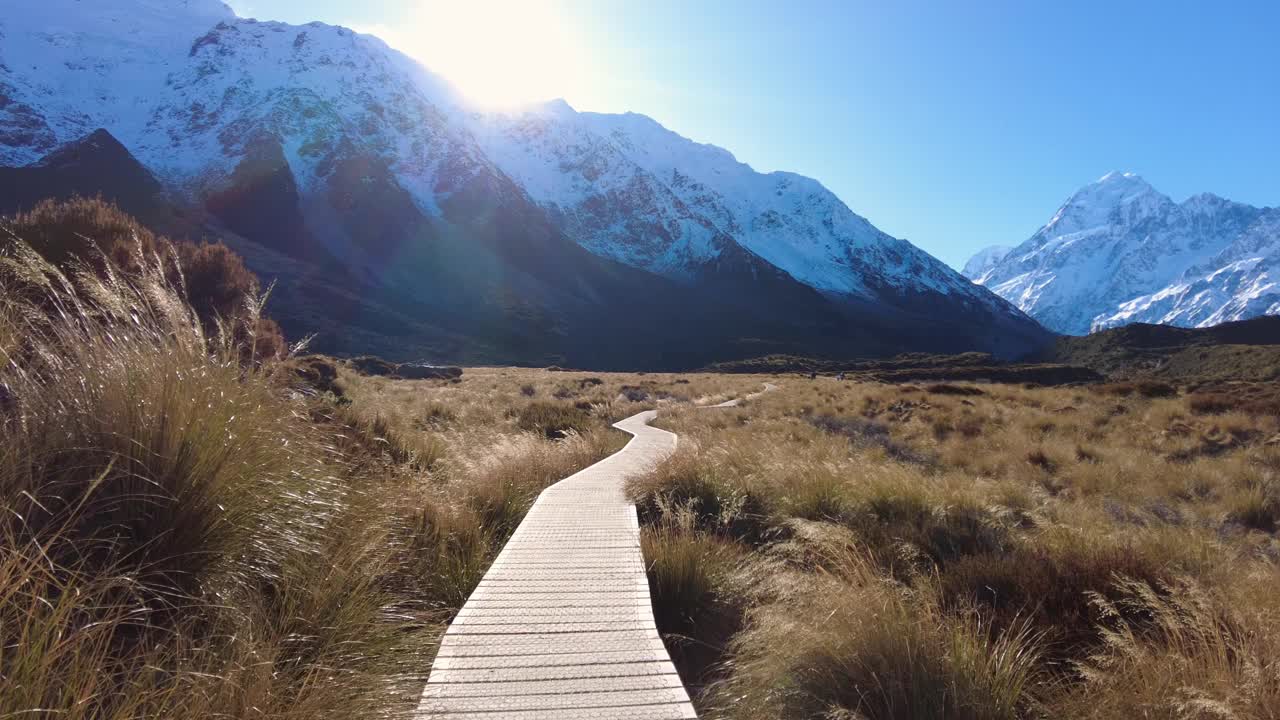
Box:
[417,410,695,718]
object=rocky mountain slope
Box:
[2,0,1048,367]
[966,172,1280,335]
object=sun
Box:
[394,1,584,109]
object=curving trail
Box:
[703,382,778,408]
[417,410,695,719]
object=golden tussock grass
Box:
[629,376,1280,719]
[0,227,684,717]
[8,199,1280,718]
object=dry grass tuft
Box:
[705,542,1045,720]
[0,221,633,717]
[516,400,591,439]
[641,513,747,690]
[633,372,1280,717]
[0,236,435,717]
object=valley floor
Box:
[273,366,1280,718]
[630,375,1280,718]
[4,250,1278,718]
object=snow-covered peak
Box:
[961,245,1012,282]
[974,172,1277,335]
[468,99,1010,304]
[3,0,233,47]
[1078,170,1156,202]
[0,0,242,165]
[1179,191,1251,217]
[539,98,577,117]
[1098,170,1140,183]
[1039,170,1168,238]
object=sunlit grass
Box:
[631,376,1280,717]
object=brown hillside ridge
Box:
[715,316,1280,386]
[345,354,464,380]
[1036,316,1280,383]
[705,351,1103,385]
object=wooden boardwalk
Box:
[417,410,696,719]
[705,382,777,408]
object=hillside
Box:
[1034,314,1280,382]
[0,0,1049,368]
[703,352,1102,385]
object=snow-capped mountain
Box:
[1,0,1048,365]
[961,245,1011,282]
[471,104,1000,308]
[968,172,1279,335]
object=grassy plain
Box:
[4,212,1278,717]
[631,377,1280,719]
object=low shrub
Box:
[1188,393,1236,415]
[397,363,463,380]
[1188,385,1280,417]
[290,354,343,396]
[629,451,772,544]
[938,534,1172,662]
[349,355,398,376]
[3,198,278,349]
[1097,381,1177,398]
[174,240,258,325]
[809,414,934,465]
[707,550,1044,720]
[415,402,459,429]
[516,401,589,439]
[620,385,650,402]
[925,383,986,396]
[2,195,158,273]
[238,315,288,364]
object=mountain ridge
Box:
[2,0,1050,367]
[967,171,1279,335]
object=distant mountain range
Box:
[2,0,1048,368]
[966,172,1280,336]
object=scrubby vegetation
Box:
[1038,315,1280,383]
[704,352,1103,385]
[631,378,1280,718]
[0,203,638,718]
[9,198,1280,720]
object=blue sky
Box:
[226,0,1280,269]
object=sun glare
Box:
[395,1,584,109]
